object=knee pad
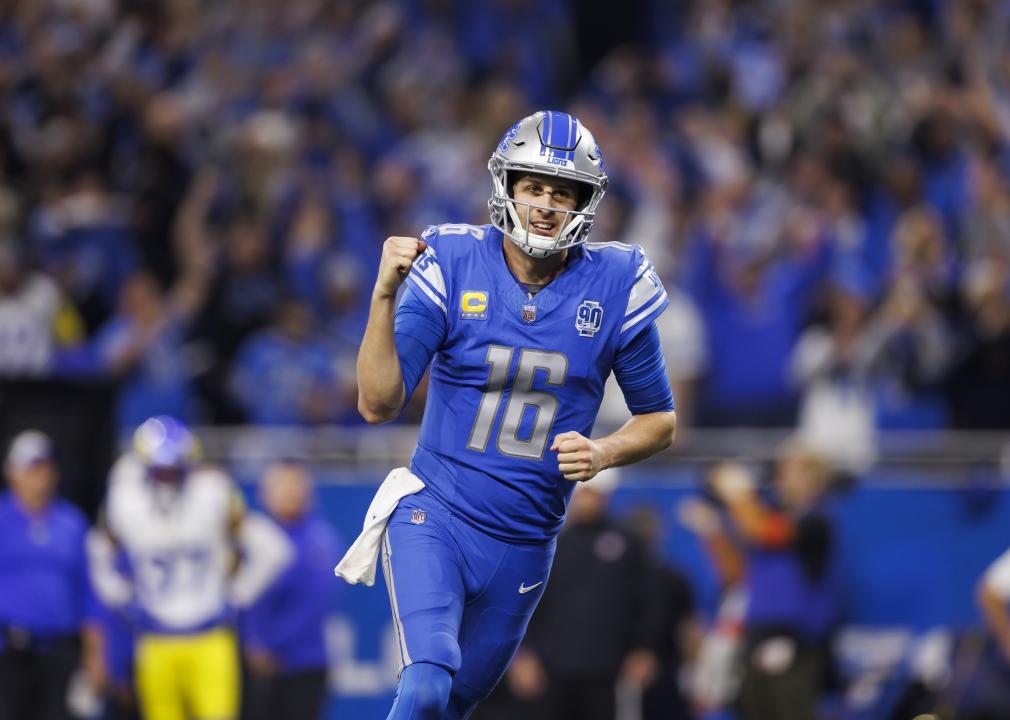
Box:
[424,630,462,672]
[387,662,452,720]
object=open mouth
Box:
[530,221,556,235]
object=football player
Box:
[347,110,677,719]
[89,416,292,720]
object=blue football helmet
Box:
[488,110,608,259]
[133,416,201,479]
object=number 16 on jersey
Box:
[467,345,568,461]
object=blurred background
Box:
[1,0,1009,718]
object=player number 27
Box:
[467,346,568,460]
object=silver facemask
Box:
[488,111,608,258]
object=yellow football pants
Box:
[135,627,239,720]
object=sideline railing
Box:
[190,424,1010,481]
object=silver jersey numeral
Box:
[467,345,513,452]
[467,346,568,460]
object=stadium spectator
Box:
[190,208,284,421]
[313,253,369,424]
[282,191,340,316]
[790,276,878,471]
[280,193,369,424]
[822,205,955,433]
[90,271,199,431]
[127,93,195,286]
[88,416,293,720]
[678,465,749,714]
[680,189,834,427]
[26,170,138,334]
[0,430,104,720]
[228,298,342,425]
[87,170,213,431]
[947,254,1010,428]
[623,505,700,720]
[961,150,1010,264]
[709,443,841,720]
[678,466,747,597]
[790,207,958,464]
[241,460,342,720]
[0,240,82,375]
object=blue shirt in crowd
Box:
[682,233,832,425]
[241,513,342,671]
[0,493,94,643]
[92,316,195,431]
[229,331,337,425]
[744,507,840,642]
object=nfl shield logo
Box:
[410,508,426,525]
[522,304,537,323]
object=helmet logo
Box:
[499,122,521,153]
[538,111,578,166]
[540,145,574,166]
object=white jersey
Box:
[0,273,59,374]
[106,454,237,633]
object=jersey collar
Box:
[488,228,591,322]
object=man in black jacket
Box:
[489,470,687,720]
[625,505,698,720]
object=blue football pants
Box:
[381,489,555,719]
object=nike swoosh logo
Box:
[518,581,543,594]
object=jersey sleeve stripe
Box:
[412,250,447,298]
[621,289,668,333]
[406,273,448,316]
[626,273,662,317]
[585,240,634,252]
[408,264,447,303]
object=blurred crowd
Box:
[1,0,1009,456]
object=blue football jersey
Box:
[403,224,669,543]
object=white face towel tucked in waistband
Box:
[334,467,425,587]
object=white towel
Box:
[334,467,425,586]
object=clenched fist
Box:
[374,236,427,299]
[551,431,605,482]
